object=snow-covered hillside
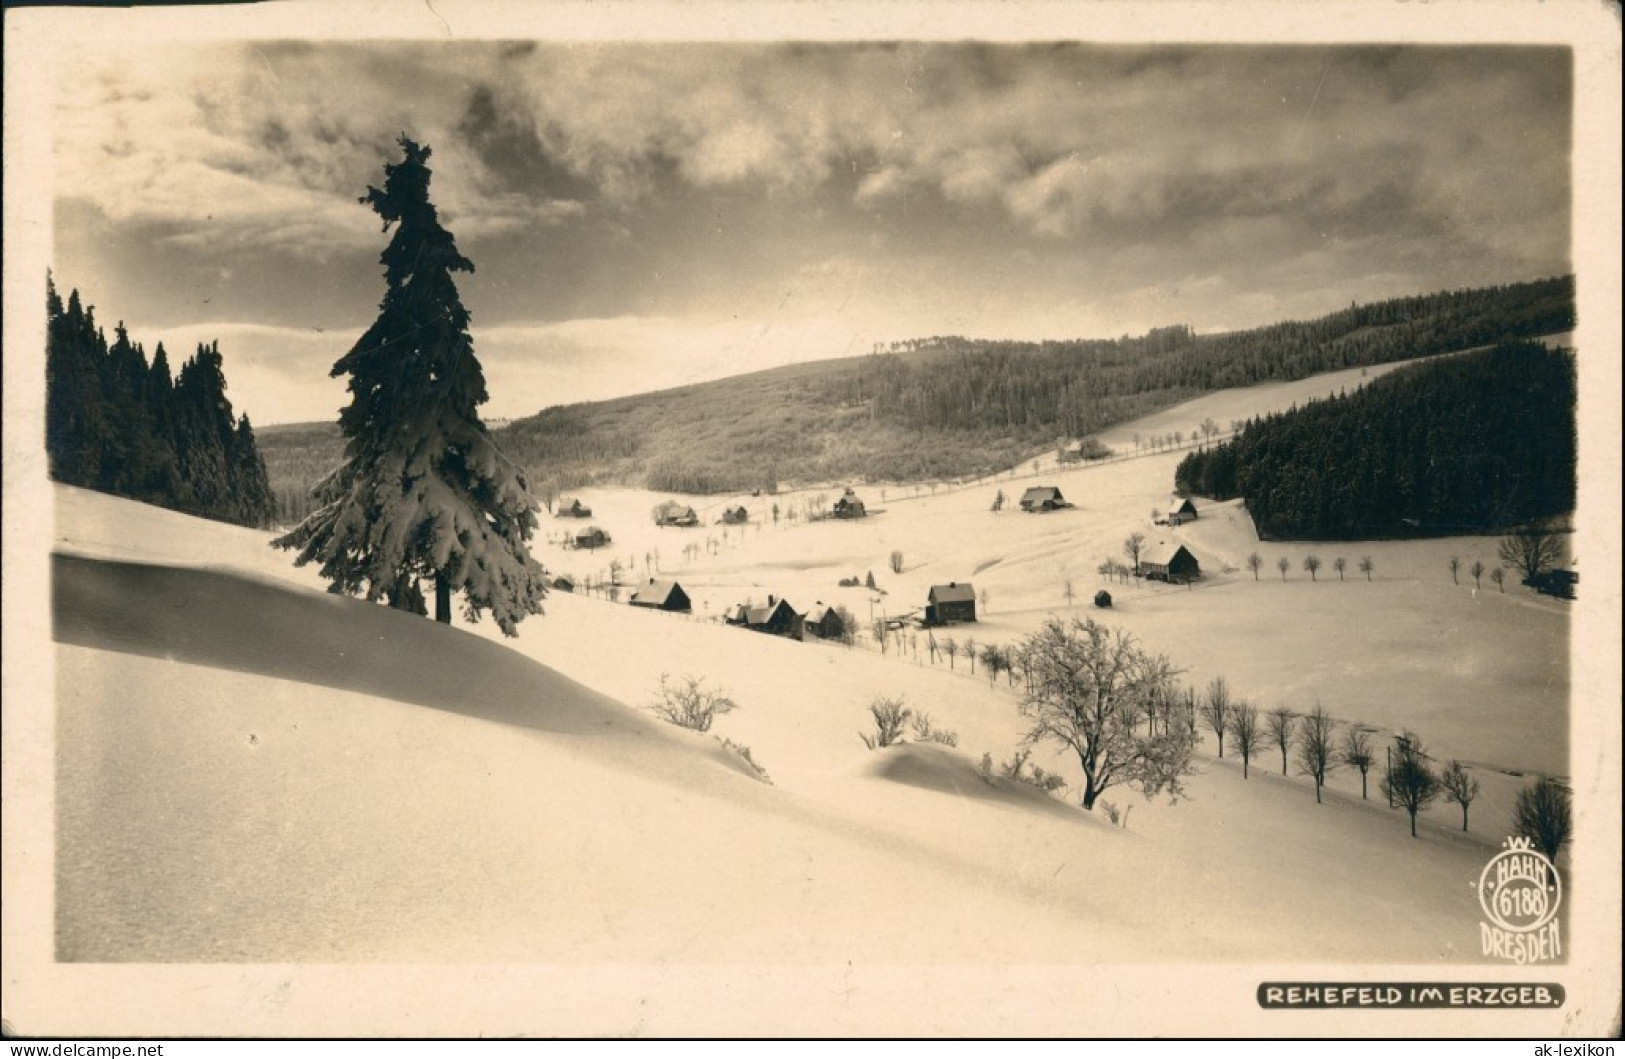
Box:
[21,361,1612,1033]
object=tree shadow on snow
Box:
[50,552,661,742]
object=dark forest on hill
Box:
[1174,340,1576,540]
[263,276,1575,503]
[45,275,275,528]
[835,276,1575,438]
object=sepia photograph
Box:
[3,0,1620,1040]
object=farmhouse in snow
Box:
[719,505,749,525]
[1166,496,1199,525]
[654,503,700,528]
[551,575,577,593]
[925,582,977,625]
[802,602,846,641]
[1019,486,1070,512]
[832,489,867,519]
[629,579,692,613]
[573,526,611,550]
[1140,543,1200,583]
[555,498,592,518]
[726,596,803,639]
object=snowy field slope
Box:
[51,477,1541,970]
[30,356,1606,1037]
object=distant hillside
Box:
[1174,339,1577,540]
[261,276,1574,508]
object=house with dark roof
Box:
[725,595,803,638]
[720,505,749,525]
[655,503,700,527]
[556,498,592,518]
[573,526,611,550]
[1140,543,1200,583]
[1167,496,1199,525]
[925,582,977,625]
[1019,486,1070,512]
[551,575,577,593]
[832,489,867,519]
[629,579,692,612]
[802,602,847,641]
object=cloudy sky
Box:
[49,38,1572,424]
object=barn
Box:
[1141,543,1201,583]
[720,505,749,525]
[925,582,977,625]
[555,498,592,518]
[832,489,867,519]
[629,579,692,613]
[802,602,846,641]
[573,526,611,550]
[726,596,803,638]
[1019,486,1070,512]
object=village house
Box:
[551,575,577,593]
[555,498,592,518]
[573,526,611,550]
[801,602,846,641]
[654,503,700,528]
[719,505,749,525]
[832,489,867,519]
[629,579,692,613]
[1166,496,1200,525]
[1140,542,1201,583]
[925,582,977,625]
[725,595,803,639]
[1019,485,1070,512]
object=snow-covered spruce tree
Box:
[274,136,545,634]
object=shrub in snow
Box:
[718,738,772,785]
[978,748,1067,796]
[909,712,959,748]
[649,674,739,733]
[859,696,913,749]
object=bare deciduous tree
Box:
[1448,556,1461,584]
[1491,567,1505,592]
[1063,579,1076,606]
[1266,708,1296,775]
[1303,555,1322,581]
[1123,533,1146,578]
[1017,617,1195,811]
[889,549,904,575]
[1229,702,1260,778]
[1296,704,1337,803]
[964,637,979,674]
[1512,776,1572,880]
[1198,676,1233,757]
[1341,726,1375,799]
[1470,559,1485,589]
[1359,555,1374,581]
[1247,553,1263,580]
[1499,524,1564,585]
[1440,760,1480,831]
[1381,731,1441,838]
[980,642,1004,685]
[1277,556,1290,581]
[942,637,958,670]
[1333,556,1347,581]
